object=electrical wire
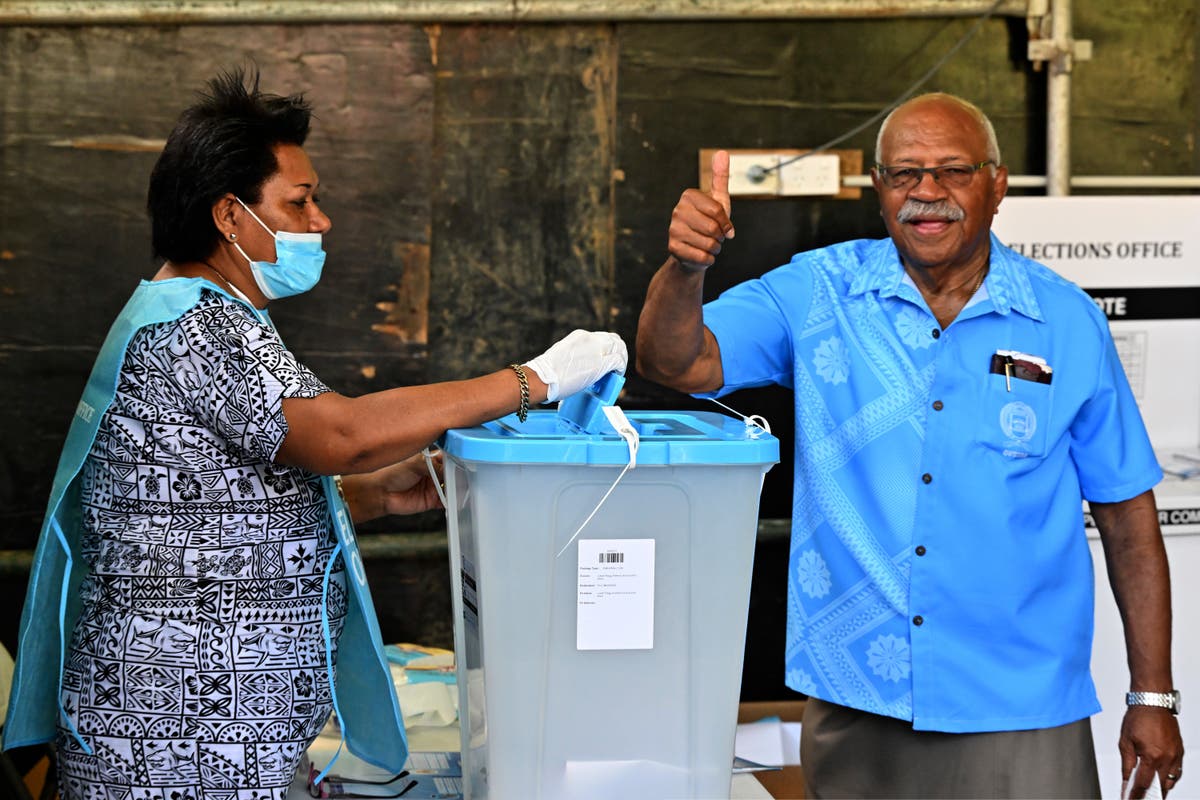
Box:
[749,0,1007,182]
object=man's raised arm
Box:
[636,150,735,394]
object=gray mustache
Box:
[896,199,965,224]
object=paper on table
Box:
[781,719,801,765]
[731,772,777,799]
[734,716,802,771]
[735,718,784,768]
[395,680,458,728]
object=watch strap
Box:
[1126,690,1180,714]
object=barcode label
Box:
[578,539,655,650]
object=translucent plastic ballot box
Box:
[439,392,778,800]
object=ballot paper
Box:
[1121,759,1163,800]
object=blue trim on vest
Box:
[3,279,407,775]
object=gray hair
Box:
[874,92,1002,167]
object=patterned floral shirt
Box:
[701,234,1160,732]
[55,286,354,796]
[78,289,336,613]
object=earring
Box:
[228,233,237,242]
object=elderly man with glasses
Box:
[636,92,1183,799]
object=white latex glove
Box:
[524,330,628,403]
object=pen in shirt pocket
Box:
[988,350,1053,391]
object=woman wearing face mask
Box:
[3,68,627,799]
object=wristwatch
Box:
[1126,690,1181,714]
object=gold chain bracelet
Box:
[508,363,530,422]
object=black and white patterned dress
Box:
[57,289,345,800]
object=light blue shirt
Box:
[701,234,1161,733]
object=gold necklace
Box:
[202,260,262,310]
[201,260,238,293]
[969,265,988,296]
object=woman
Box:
[3,68,626,798]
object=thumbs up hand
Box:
[668,150,737,273]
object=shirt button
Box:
[932,400,944,411]
[915,545,926,556]
[931,328,941,339]
[921,473,932,484]
[913,615,924,626]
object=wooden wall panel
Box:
[1072,0,1197,177]
[427,24,617,380]
[0,24,435,550]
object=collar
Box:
[848,233,1045,322]
[189,276,273,327]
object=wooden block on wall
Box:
[699,148,863,200]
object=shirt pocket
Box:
[975,373,1054,459]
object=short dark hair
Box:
[147,66,312,263]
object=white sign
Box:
[993,196,1200,452]
[577,538,655,650]
[994,196,1200,286]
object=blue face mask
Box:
[233,197,327,299]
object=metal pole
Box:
[1045,0,1073,196]
[0,0,1029,25]
[843,174,1200,190]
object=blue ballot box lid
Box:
[555,371,627,435]
[440,408,779,466]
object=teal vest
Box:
[2,278,408,777]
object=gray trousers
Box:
[800,697,1102,799]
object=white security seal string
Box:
[555,405,639,559]
[708,397,772,494]
[423,447,449,509]
[708,397,772,437]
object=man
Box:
[637,93,1183,798]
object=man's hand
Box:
[1092,490,1184,798]
[668,150,736,271]
[636,150,731,393]
[1120,707,1184,798]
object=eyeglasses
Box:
[308,765,421,798]
[874,161,995,190]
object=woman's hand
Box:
[523,330,628,402]
[340,452,444,524]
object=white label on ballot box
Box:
[577,538,655,650]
